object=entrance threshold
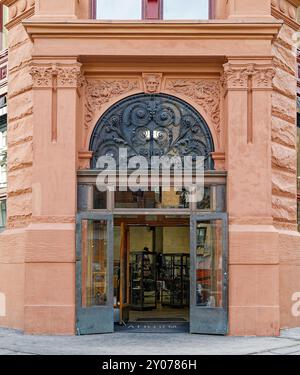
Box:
[114,320,189,333]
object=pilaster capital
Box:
[222,63,275,91]
[30,62,83,88]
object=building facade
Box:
[0,0,299,336]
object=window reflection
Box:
[163,0,209,20]
[96,0,142,20]
[115,188,191,209]
[196,220,223,307]
[82,220,108,307]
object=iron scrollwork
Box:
[90,94,214,169]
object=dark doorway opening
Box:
[113,215,190,333]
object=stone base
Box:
[1,225,300,336]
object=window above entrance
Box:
[89,93,215,170]
[93,0,212,20]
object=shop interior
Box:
[113,216,191,324]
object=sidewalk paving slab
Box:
[0,328,299,355]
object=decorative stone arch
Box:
[83,83,221,154]
[89,93,215,170]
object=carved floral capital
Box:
[30,63,83,88]
[222,63,276,90]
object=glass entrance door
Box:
[76,213,114,334]
[190,213,228,334]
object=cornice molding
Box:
[271,0,299,30]
[3,0,35,30]
[23,21,282,41]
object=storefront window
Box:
[96,0,142,20]
[163,0,209,20]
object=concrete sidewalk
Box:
[0,327,300,355]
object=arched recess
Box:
[89,93,215,170]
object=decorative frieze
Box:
[165,79,221,134]
[30,63,83,88]
[84,79,140,131]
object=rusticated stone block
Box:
[8,23,30,50]
[7,192,32,218]
[8,167,32,194]
[8,41,32,72]
[273,67,296,99]
[9,67,33,98]
[272,91,296,123]
[8,90,33,121]
[272,169,297,197]
[276,24,295,49]
[8,141,33,171]
[8,115,33,146]
[273,42,296,74]
[272,116,296,148]
[272,195,297,222]
[272,142,297,173]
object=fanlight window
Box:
[90,94,214,170]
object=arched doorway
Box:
[76,94,228,335]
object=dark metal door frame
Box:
[190,212,228,335]
[76,212,114,335]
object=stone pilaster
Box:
[23,61,83,334]
[223,61,280,336]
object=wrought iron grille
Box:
[90,93,215,170]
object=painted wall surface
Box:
[0,0,299,336]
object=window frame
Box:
[91,0,214,20]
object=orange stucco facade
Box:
[0,0,299,336]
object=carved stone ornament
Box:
[29,65,54,88]
[90,93,215,170]
[142,73,163,94]
[222,63,276,90]
[165,79,221,134]
[84,79,140,131]
[30,63,83,88]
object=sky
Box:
[97,0,209,20]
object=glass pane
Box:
[115,187,190,209]
[197,186,211,210]
[81,220,108,307]
[196,220,223,307]
[96,0,142,20]
[163,0,209,20]
[94,186,107,209]
[0,200,6,229]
